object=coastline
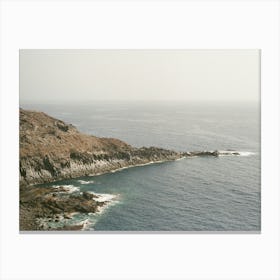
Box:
[20,157,180,231]
[19,108,246,231]
[20,152,248,231]
[89,156,186,176]
[20,183,120,231]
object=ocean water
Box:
[22,101,261,231]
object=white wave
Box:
[84,191,120,217]
[110,166,129,173]
[77,179,95,185]
[89,159,171,177]
[236,151,255,157]
[89,191,118,203]
[77,193,120,229]
[52,184,80,193]
[97,199,119,214]
[218,150,255,157]
[175,156,186,161]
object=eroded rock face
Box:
[20,108,182,187]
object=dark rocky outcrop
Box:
[20,185,104,231]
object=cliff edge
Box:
[20,108,181,187]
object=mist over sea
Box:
[21,101,261,231]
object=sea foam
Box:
[77,179,95,185]
[93,193,118,203]
[51,184,80,193]
[218,150,255,157]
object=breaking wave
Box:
[218,150,255,157]
[51,184,80,193]
[77,179,95,185]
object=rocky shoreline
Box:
[20,109,183,187]
[19,108,241,231]
[20,184,115,230]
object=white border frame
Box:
[1,1,279,280]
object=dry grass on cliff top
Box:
[20,108,132,159]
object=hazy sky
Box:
[20,49,260,103]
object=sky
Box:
[20,49,260,103]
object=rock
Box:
[55,121,69,132]
[213,150,219,157]
[19,184,102,230]
[82,192,98,199]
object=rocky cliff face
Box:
[20,108,181,187]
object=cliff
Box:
[20,108,181,187]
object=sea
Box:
[21,101,261,231]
